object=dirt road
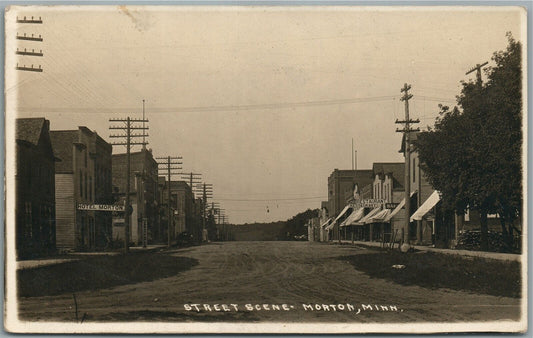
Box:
[18,241,521,323]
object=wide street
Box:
[18,241,521,323]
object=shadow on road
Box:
[18,251,198,297]
[340,250,521,298]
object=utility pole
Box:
[395,83,420,247]
[352,138,354,170]
[110,117,149,253]
[16,16,43,72]
[193,183,213,242]
[141,100,147,248]
[465,61,488,87]
[179,172,202,190]
[156,156,183,248]
[211,201,220,240]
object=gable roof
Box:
[373,162,405,190]
[373,162,404,178]
[50,131,78,173]
[16,118,46,145]
[399,131,419,153]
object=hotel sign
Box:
[77,203,125,212]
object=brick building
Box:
[16,118,57,258]
[50,127,113,251]
[327,169,373,240]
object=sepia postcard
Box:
[4,5,528,334]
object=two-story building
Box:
[326,169,373,241]
[400,132,446,246]
[50,127,113,251]
[16,118,57,258]
[112,149,159,246]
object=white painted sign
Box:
[77,203,125,212]
[352,199,385,208]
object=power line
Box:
[18,95,396,114]
[216,196,326,202]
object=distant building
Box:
[16,118,57,258]
[307,217,321,242]
[370,162,405,241]
[50,127,113,251]
[159,180,197,243]
[112,149,159,246]
[327,169,373,240]
[156,176,167,242]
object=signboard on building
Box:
[352,199,385,208]
[77,203,125,212]
[385,203,400,209]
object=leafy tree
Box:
[417,34,522,251]
[279,208,319,240]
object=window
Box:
[84,151,87,168]
[89,176,92,200]
[25,202,32,238]
[412,158,416,183]
[79,170,83,197]
[84,173,88,199]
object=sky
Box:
[5,6,525,224]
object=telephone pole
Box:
[157,156,183,247]
[16,16,43,72]
[465,61,488,87]
[109,117,149,253]
[193,183,213,242]
[395,83,420,247]
[179,172,202,190]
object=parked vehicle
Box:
[176,231,194,246]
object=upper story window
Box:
[89,176,93,200]
[79,170,83,198]
[412,158,416,183]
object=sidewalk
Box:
[17,258,78,270]
[17,244,169,270]
[337,240,522,262]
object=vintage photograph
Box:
[4,5,527,334]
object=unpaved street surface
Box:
[18,241,521,323]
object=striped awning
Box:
[410,190,440,221]
[368,209,391,223]
[325,220,336,231]
[340,207,365,227]
[320,218,333,228]
[355,207,382,225]
[384,199,405,222]
[333,205,353,224]
[384,190,418,222]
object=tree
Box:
[416,34,522,251]
[279,208,319,240]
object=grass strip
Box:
[341,250,521,298]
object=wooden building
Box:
[16,118,57,259]
[50,127,113,251]
[112,149,159,246]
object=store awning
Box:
[340,207,365,227]
[321,218,332,228]
[385,198,405,222]
[369,209,391,223]
[410,190,440,221]
[384,190,417,222]
[333,205,353,223]
[325,221,336,231]
[355,207,382,225]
